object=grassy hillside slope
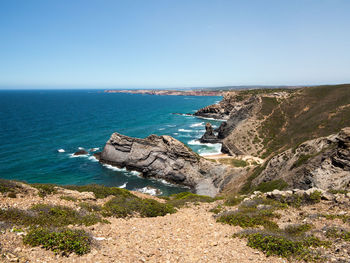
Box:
[258,84,350,158]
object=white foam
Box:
[178,129,193,132]
[166,124,176,127]
[88,155,98,162]
[90,147,100,152]
[102,164,141,176]
[69,153,89,158]
[190,122,204,128]
[57,149,65,153]
[129,170,142,176]
[135,186,162,196]
[173,133,179,135]
[198,144,222,156]
[78,147,85,150]
[119,182,127,188]
[195,116,226,121]
[102,164,127,172]
[158,128,165,131]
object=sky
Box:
[0,0,350,89]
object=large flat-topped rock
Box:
[98,132,235,196]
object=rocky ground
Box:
[0,184,285,263]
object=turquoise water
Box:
[0,90,223,195]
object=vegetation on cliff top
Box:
[258,84,350,158]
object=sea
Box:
[0,90,223,195]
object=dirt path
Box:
[0,195,285,263]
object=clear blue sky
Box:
[1,0,349,88]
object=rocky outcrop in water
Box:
[97,132,235,196]
[200,123,220,143]
[252,127,350,191]
[74,150,88,156]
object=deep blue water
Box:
[0,90,223,195]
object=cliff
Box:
[251,127,350,191]
[97,132,236,196]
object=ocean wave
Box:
[119,182,127,188]
[57,149,65,153]
[68,153,89,158]
[129,170,142,176]
[158,128,165,131]
[190,122,204,128]
[195,116,226,121]
[178,128,193,132]
[90,147,100,152]
[166,124,176,127]
[78,147,85,150]
[135,186,162,196]
[102,163,141,176]
[198,143,222,156]
[102,163,127,172]
[173,133,179,135]
[88,155,98,162]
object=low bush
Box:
[209,205,223,214]
[284,223,313,236]
[102,195,175,218]
[253,179,288,193]
[0,179,22,194]
[167,192,217,207]
[60,195,77,202]
[63,184,132,199]
[0,204,104,228]
[325,227,350,241]
[273,191,322,208]
[224,195,244,206]
[23,227,91,255]
[79,202,102,212]
[244,232,329,260]
[31,183,57,197]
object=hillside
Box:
[194,84,350,195]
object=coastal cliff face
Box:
[251,127,350,190]
[98,132,234,196]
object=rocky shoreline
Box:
[95,132,236,197]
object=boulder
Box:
[73,150,88,156]
[98,132,235,196]
[199,123,220,143]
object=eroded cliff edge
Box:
[96,132,241,197]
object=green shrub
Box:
[0,179,22,194]
[325,227,350,241]
[102,195,175,218]
[60,195,77,202]
[224,195,244,206]
[292,154,312,169]
[253,180,288,193]
[167,192,216,207]
[0,204,104,227]
[209,205,223,214]
[23,227,91,255]
[31,183,57,197]
[79,202,102,212]
[63,184,132,199]
[245,232,329,260]
[284,224,313,236]
[273,191,322,208]
[217,203,279,230]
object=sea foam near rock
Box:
[178,128,193,132]
[57,149,65,153]
[190,122,204,128]
[135,186,162,196]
